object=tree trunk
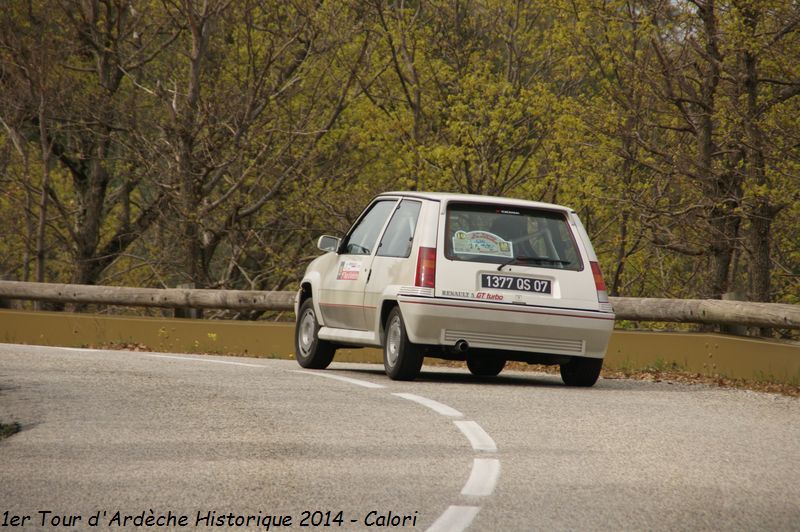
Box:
[69,4,125,287]
[72,158,111,286]
[747,203,773,303]
[696,0,738,299]
[736,2,784,336]
[708,206,741,298]
[35,97,51,285]
[177,2,210,288]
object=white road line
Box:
[454,420,498,452]
[144,354,264,368]
[461,458,501,497]
[47,348,265,369]
[425,505,480,532]
[392,393,464,417]
[26,344,498,527]
[290,370,385,389]
[32,345,120,354]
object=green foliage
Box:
[0,0,798,313]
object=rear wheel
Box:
[295,298,335,369]
[383,307,423,381]
[560,356,603,387]
[466,354,506,377]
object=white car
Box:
[294,192,615,385]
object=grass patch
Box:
[0,422,20,440]
[600,368,800,397]
[86,341,153,351]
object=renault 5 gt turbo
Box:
[294,192,615,385]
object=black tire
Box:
[383,306,423,381]
[560,356,603,387]
[466,354,506,377]
[294,298,335,369]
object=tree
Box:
[127,0,371,290]
[725,0,800,303]
[0,0,174,287]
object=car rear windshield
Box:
[444,203,583,271]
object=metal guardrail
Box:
[0,280,799,329]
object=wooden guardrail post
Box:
[720,291,748,336]
[0,275,12,309]
[173,283,203,319]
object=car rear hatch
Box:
[434,200,602,312]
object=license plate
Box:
[481,273,551,294]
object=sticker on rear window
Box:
[452,230,513,258]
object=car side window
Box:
[343,200,396,255]
[377,200,422,258]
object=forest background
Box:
[0,0,798,326]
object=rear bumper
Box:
[398,296,615,359]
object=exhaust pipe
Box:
[454,339,470,353]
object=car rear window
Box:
[444,203,583,271]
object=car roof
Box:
[377,191,574,212]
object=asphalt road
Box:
[0,343,798,531]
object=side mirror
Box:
[317,235,341,253]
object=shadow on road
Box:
[330,365,567,389]
[325,364,714,393]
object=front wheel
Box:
[383,307,423,381]
[295,298,335,369]
[560,357,603,387]
[466,354,506,377]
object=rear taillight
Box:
[415,247,437,289]
[590,261,609,303]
